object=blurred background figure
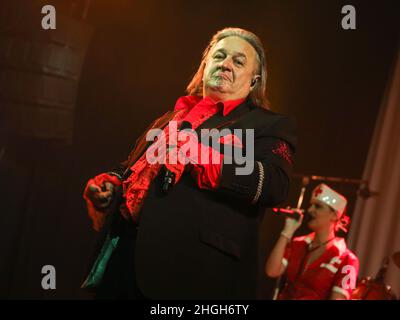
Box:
[265,184,359,300]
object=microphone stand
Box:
[270,173,377,299]
[272,176,310,300]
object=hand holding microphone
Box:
[162,121,193,193]
[272,207,304,240]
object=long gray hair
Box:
[186,27,269,109]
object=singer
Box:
[265,183,359,300]
[82,27,297,299]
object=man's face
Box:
[202,36,259,101]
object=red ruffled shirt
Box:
[174,95,245,189]
[84,95,245,230]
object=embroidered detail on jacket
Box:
[272,142,293,165]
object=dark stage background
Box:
[0,0,399,299]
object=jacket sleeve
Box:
[216,115,297,207]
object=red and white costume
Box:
[279,233,359,300]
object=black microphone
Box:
[178,121,193,131]
[272,207,302,220]
[161,121,193,194]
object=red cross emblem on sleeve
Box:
[314,186,323,197]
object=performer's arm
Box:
[265,213,303,278]
[217,116,297,206]
[265,234,290,278]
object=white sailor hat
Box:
[311,183,347,217]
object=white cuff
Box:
[320,263,338,274]
[332,286,350,299]
[282,258,288,269]
[107,171,122,180]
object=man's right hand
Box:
[86,182,115,209]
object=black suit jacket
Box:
[127,98,297,299]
